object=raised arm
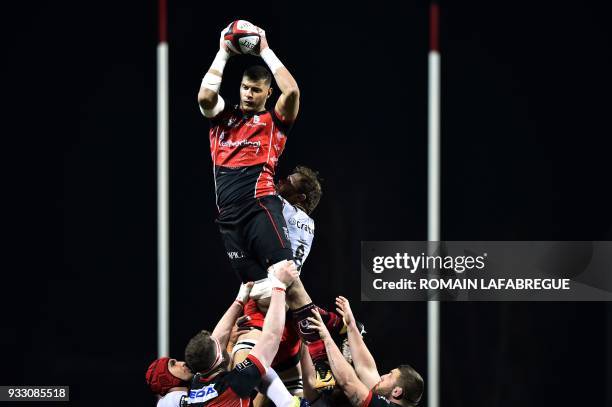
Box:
[256,28,300,122]
[308,310,371,407]
[336,296,381,388]
[299,342,319,402]
[211,283,253,349]
[250,260,299,368]
[198,25,233,118]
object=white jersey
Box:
[157,390,186,407]
[281,197,315,271]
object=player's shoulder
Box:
[370,393,396,407]
[156,390,187,407]
[233,354,266,375]
[294,206,314,228]
[210,103,241,125]
[282,199,314,223]
[183,373,226,405]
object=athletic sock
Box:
[292,303,330,364]
[259,367,294,407]
[316,306,343,332]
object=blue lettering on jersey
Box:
[189,384,218,403]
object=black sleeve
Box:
[364,392,392,407]
[226,355,265,398]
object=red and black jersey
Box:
[362,391,402,407]
[181,355,266,407]
[209,104,291,210]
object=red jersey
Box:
[242,299,301,370]
[209,105,291,210]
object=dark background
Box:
[3,0,612,406]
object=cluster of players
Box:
[146,23,424,407]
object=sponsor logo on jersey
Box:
[235,358,253,371]
[298,319,312,335]
[246,115,267,127]
[219,139,262,149]
[288,218,314,235]
[227,251,245,260]
[189,384,218,403]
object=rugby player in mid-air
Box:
[231,166,362,397]
[198,24,342,387]
[307,298,424,407]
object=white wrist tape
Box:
[200,94,225,118]
[201,72,222,93]
[268,272,287,290]
[200,49,230,93]
[211,49,230,73]
[267,259,294,290]
[260,48,284,74]
[235,283,251,304]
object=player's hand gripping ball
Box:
[223,20,261,55]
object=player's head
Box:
[184,330,231,377]
[240,65,273,113]
[145,357,193,396]
[373,365,424,406]
[277,165,323,215]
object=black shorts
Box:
[217,195,293,282]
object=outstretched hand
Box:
[229,315,253,345]
[307,308,331,341]
[335,296,356,328]
[270,260,299,288]
[236,282,254,304]
[219,23,235,54]
[235,315,253,335]
[255,26,269,54]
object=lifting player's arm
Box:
[308,310,372,407]
[249,260,299,368]
[211,282,253,349]
[198,25,233,118]
[256,28,300,123]
[299,341,320,402]
[335,296,381,389]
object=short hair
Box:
[294,165,323,215]
[184,330,217,373]
[396,364,424,406]
[243,65,272,86]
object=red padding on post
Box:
[430,3,439,52]
[159,0,167,43]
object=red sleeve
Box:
[362,391,374,407]
[272,109,294,133]
[246,354,266,376]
